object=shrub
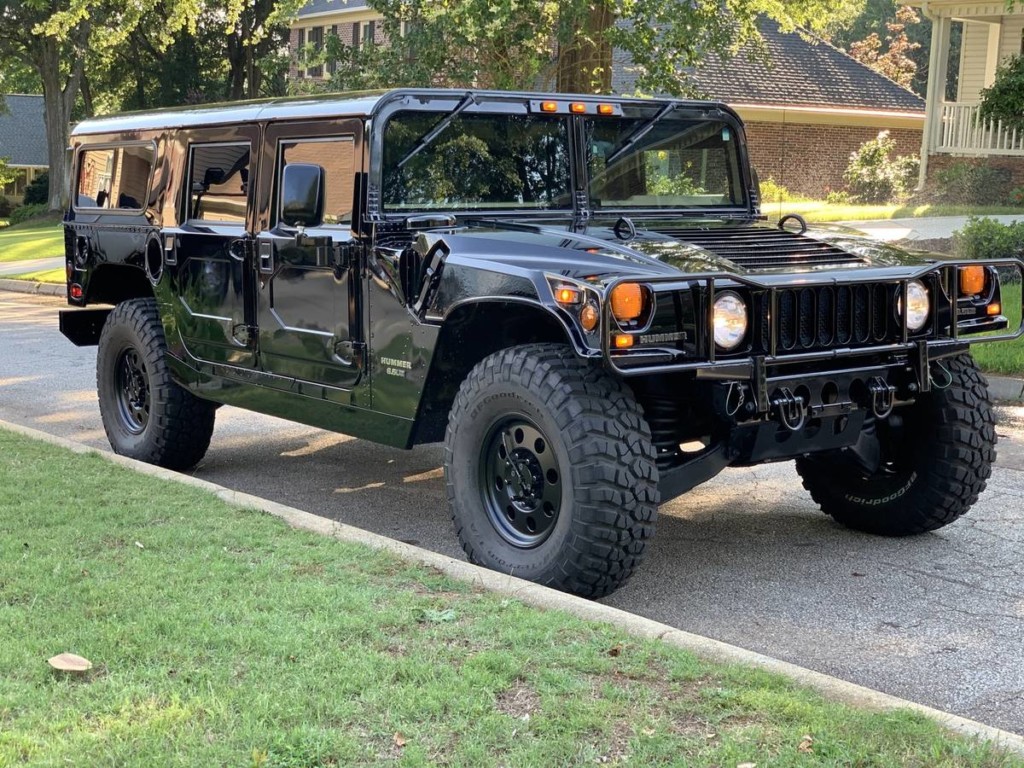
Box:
[953,216,1024,284]
[0,196,13,218]
[825,189,853,205]
[842,131,918,203]
[934,161,1014,205]
[9,203,50,225]
[1010,186,1024,207]
[759,177,795,203]
[979,54,1024,132]
[23,171,49,206]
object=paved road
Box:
[2,293,1023,734]
[0,257,64,277]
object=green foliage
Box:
[22,171,48,206]
[953,216,1024,262]
[825,189,853,204]
[979,54,1024,132]
[0,196,13,218]
[842,131,918,204]
[0,156,16,190]
[933,161,1014,206]
[8,203,50,225]
[759,177,796,203]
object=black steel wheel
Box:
[445,343,659,598]
[481,416,563,548]
[796,354,995,536]
[97,298,216,470]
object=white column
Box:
[918,9,951,190]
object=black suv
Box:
[60,89,1022,597]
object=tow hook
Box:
[771,387,806,431]
[867,376,896,419]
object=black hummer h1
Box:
[60,89,1022,597]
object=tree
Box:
[302,0,864,97]
[845,5,920,89]
[979,53,1024,132]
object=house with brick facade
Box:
[911,1,1024,192]
[288,4,925,198]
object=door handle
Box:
[258,241,274,273]
[163,234,177,266]
[228,238,248,262]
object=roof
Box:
[296,0,368,18]
[614,18,925,114]
[0,94,47,167]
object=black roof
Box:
[0,94,47,167]
[614,18,925,113]
[297,0,368,17]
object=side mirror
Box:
[281,163,325,229]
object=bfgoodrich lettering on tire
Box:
[444,343,659,598]
[96,298,216,470]
[796,353,995,536]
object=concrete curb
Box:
[0,278,64,297]
[989,374,1024,403]
[2,417,1023,756]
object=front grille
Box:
[657,227,867,271]
[759,283,899,353]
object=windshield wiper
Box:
[604,103,677,165]
[397,92,478,169]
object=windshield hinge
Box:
[572,191,591,232]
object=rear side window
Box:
[278,137,355,226]
[76,145,154,211]
[187,143,251,224]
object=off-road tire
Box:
[444,343,659,598]
[796,353,995,536]
[97,298,216,470]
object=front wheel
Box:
[444,344,659,598]
[97,298,216,470]
[796,354,996,536]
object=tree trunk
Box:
[557,2,614,94]
[38,30,86,211]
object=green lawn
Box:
[1,429,1019,768]
[763,202,1024,224]
[970,283,1024,377]
[0,218,64,263]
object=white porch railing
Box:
[936,102,1024,156]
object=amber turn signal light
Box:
[580,302,599,332]
[987,303,1002,316]
[610,283,645,322]
[960,265,985,296]
[554,285,582,305]
[613,334,634,349]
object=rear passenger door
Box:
[169,128,259,368]
[255,120,364,391]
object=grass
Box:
[970,283,1024,377]
[762,202,1024,224]
[1,429,1020,767]
[0,217,63,263]
[4,266,65,283]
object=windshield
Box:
[586,116,745,210]
[382,111,572,212]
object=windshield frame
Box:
[368,90,756,225]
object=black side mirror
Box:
[281,163,325,229]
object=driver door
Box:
[255,120,364,391]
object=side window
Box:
[188,143,250,224]
[278,137,355,227]
[76,145,154,210]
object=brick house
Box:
[0,94,47,203]
[289,5,925,198]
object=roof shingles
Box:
[0,95,47,167]
[297,0,368,17]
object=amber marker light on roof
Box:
[570,102,587,114]
[597,104,615,115]
[540,101,558,113]
[960,265,985,296]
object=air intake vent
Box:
[656,227,868,271]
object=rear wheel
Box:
[796,354,995,535]
[97,298,216,470]
[444,343,659,598]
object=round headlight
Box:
[713,292,748,350]
[902,279,930,331]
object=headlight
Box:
[713,292,748,350]
[901,280,930,331]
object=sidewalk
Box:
[839,214,1024,243]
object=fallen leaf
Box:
[608,644,622,657]
[641,727,656,736]
[393,732,407,748]
[134,541,145,550]
[48,653,92,672]
[737,763,757,768]
[851,571,865,577]
[798,734,814,753]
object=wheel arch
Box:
[86,263,154,306]
[410,298,591,445]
